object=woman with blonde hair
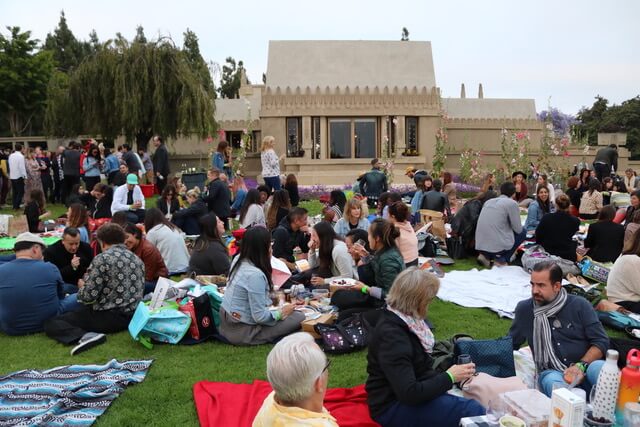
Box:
[24,148,44,203]
[261,136,283,192]
[366,268,484,426]
[172,187,208,235]
[334,198,370,238]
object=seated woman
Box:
[584,205,625,263]
[565,176,582,217]
[90,183,113,219]
[323,190,347,223]
[239,189,266,229]
[123,223,168,294]
[266,189,291,230]
[188,213,231,276]
[625,210,640,247]
[625,191,640,228]
[441,172,458,212]
[601,177,614,205]
[579,179,603,220]
[219,227,305,345]
[536,195,580,261]
[334,198,370,238]
[535,174,556,203]
[230,175,248,216]
[172,188,207,235]
[157,184,180,219]
[606,229,640,313]
[344,228,371,279]
[144,208,190,275]
[512,171,529,204]
[24,189,50,233]
[67,203,90,243]
[331,218,404,322]
[524,185,553,232]
[388,202,418,266]
[284,173,299,207]
[381,192,402,220]
[307,221,355,287]
[366,268,484,427]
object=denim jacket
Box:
[220,259,277,326]
[333,217,369,238]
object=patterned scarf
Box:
[388,306,435,353]
[532,287,568,372]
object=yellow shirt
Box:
[252,391,339,427]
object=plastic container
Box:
[312,289,329,301]
[500,389,550,427]
[617,349,640,425]
[140,184,155,198]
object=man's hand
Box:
[77,278,85,289]
[349,281,367,292]
[71,255,80,269]
[563,365,585,385]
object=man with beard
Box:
[509,261,608,397]
[44,227,93,293]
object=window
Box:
[329,118,377,159]
[311,117,321,159]
[386,116,397,157]
[286,117,303,157]
[226,131,243,149]
[249,130,261,152]
[405,116,418,155]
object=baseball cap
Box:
[126,174,139,185]
[15,232,45,246]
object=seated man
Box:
[272,207,310,272]
[44,227,93,292]
[111,173,146,224]
[0,233,80,335]
[420,178,452,218]
[112,163,129,187]
[253,332,338,427]
[44,223,145,355]
[509,261,608,397]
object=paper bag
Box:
[271,257,292,290]
[419,209,446,241]
[8,215,28,237]
[302,313,335,339]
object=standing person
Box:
[121,144,140,176]
[138,147,154,184]
[103,148,120,185]
[536,195,580,262]
[475,182,526,267]
[8,144,26,210]
[44,223,145,355]
[44,227,93,290]
[579,178,603,220]
[261,135,283,192]
[583,205,625,263]
[144,208,190,275]
[213,140,232,178]
[62,141,82,205]
[24,148,43,204]
[51,146,65,204]
[0,148,10,208]
[593,144,618,182]
[509,261,607,397]
[36,147,53,203]
[284,173,300,207]
[360,158,388,208]
[151,136,170,194]
[202,168,231,229]
[111,174,146,224]
[82,145,102,192]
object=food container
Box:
[500,389,550,427]
[499,415,525,427]
[329,278,356,294]
[549,387,585,427]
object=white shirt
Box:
[260,149,280,178]
[8,151,26,180]
[240,204,266,228]
[111,184,146,214]
[146,223,190,273]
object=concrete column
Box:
[302,116,312,159]
[380,116,389,157]
[320,117,328,160]
[395,116,406,158]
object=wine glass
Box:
[486,399,506,423]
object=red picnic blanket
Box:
[193,379,379,427]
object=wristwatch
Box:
[576,361,589,372]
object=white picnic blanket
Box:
[438,266,535,319]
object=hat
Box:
[511,171,527,179]
[405,166,417,175]
[15,232,45,246]
[126,174,139,185]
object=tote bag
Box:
[455,336,516,378]
[129,301,191,349]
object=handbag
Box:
[579,256,610,283]
[446,235,466,259]
[178,294,216,341]
[419,209,446,241]
[128,301,192,349]
[461,372,527,408]
[455,336,516,378]
[314,314,369,354]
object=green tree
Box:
[219,57,246,99]
[182,28,215,97]
[401,27,410,41]
[45,34,216,149]
[44,11,92,72]
[133,26,147,44]
[0,27,54,136]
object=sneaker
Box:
[70,332,106,355]
[476,253,491,268]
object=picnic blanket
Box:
[0,236,60,251]
[0,359,152,426]
[193,379,379,427]
[438,266,569,319]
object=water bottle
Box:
[592,350,621,422]
[617,349,640,425]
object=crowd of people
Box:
[0,137,639,426]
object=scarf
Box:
[388,306,434,353]
[532,287,568,372]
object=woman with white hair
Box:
[366,268,485,427]
[253,332,338,426]
[260,135,284,193]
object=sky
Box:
[2,0,638,115]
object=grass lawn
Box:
[0,198,615,426]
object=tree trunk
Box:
[135,130,153,152]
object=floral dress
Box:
[24,158,43,203]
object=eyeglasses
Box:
[321,359,331,375]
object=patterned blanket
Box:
[0,359,152,426]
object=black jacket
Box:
[450,199,482,249]
[284,182,300,206]
[122,151,139,173]
[152,144,170,178]
[203,178,231,218]
[271,216,310,263]
[43,240,94,286]
[24,201,42,233]
[62,149,81,177]
[188,240,231,276]
[172,199,208,222]
[584,220,625,263]
[359,169,388,199]
[421,190,451,217]
[594,147,618,171]
[156,198,180,216]
[93,196,113,219]
[366,309,452,419]
[536,211,580,261]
